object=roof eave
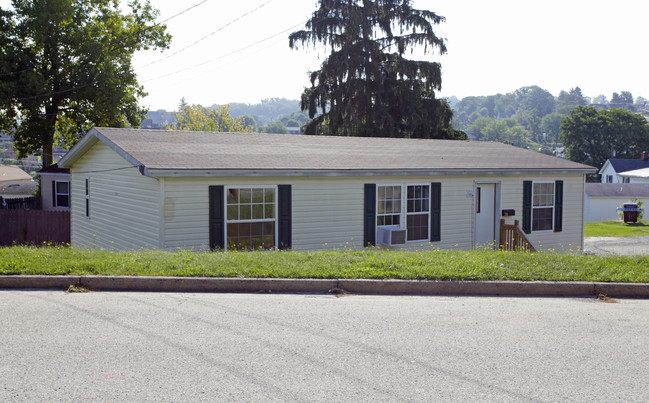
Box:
[143,167,596,178]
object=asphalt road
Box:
[1,291,648,402]
[584,235,649,256]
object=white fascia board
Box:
[58,128,144,173]
[143,167,596,178]
[598,160,611,175]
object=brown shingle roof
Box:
[63,127,595,174]
[586,183,649,197]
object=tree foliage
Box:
[560,106,649,168]
[0,0,170,167]
[469,117,529,147]
[289,0,464,140]
[556,87,587,114]
[171,104,253,133]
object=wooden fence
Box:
[0,196,41,210]
[0,210,70,246]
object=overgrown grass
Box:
[584,220,649,237]
[1,246,648,283]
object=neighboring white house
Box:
[37,163,71,211]
[58,127,595,252]
[617,168,649,184]
[599,153,649,183]
[585,183,649,222]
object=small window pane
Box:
[56,182,69,194]
[56,195,69,207]
[264,188,274,203]
[252,188,264,203]
[252,203,263,219]
[227,205,239,220]
[227,189,238,204]
[227,223,239,237]
[240,204,251,220]
[263,221,274,236]
[240,189,252,204]
[264,204,274,219]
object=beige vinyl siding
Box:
[70,142,161,250]
[161,177,364,250]
[521,174,585,252]
[374,174,585,252]
[162,173,585,252]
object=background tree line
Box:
[448,86,649,154]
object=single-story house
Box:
[37,163,71,211]
[599,154,649,183]
[58,127,595,252]
[584,183,649,222]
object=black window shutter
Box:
[364,184,376,247]
[208,186,225,250]
[430,182,441,242]
[277,185,292,250]
[51,180,56,207]
[522,181,532,234]
[554,180,563,232]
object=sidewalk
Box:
[1,275,649,298]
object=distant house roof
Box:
[585,183,649,198]
[0,165,32,183]
[38,163,70,175]
[0,181,37,196]
[59,127,596,177]
[618,167,649,178]
[605,158,649,173]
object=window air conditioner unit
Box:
[378,226,407,246]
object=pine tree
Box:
[289,0,464,139]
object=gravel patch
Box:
[584,236,649,256]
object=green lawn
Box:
[584,220,649,238]
[1,246,648,283]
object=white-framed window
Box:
[54,180,70,208]
[532,182,554,231]
[225,186,276,250]
[377,184,430,242]
[377,185,401,226]
[406,185,430,241]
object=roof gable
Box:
[607,158,649,173]
[59,127,595,176]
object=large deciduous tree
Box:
[0,0,171,168]
[560,106,649,168]
[289,0,464,140]
[171,104,253,133]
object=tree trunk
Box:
[42,103,58,169]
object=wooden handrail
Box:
[499,219,536,252]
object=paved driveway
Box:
[584,235,649,256]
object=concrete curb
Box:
[1,275,649,298]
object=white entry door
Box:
[475,184,496,248]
